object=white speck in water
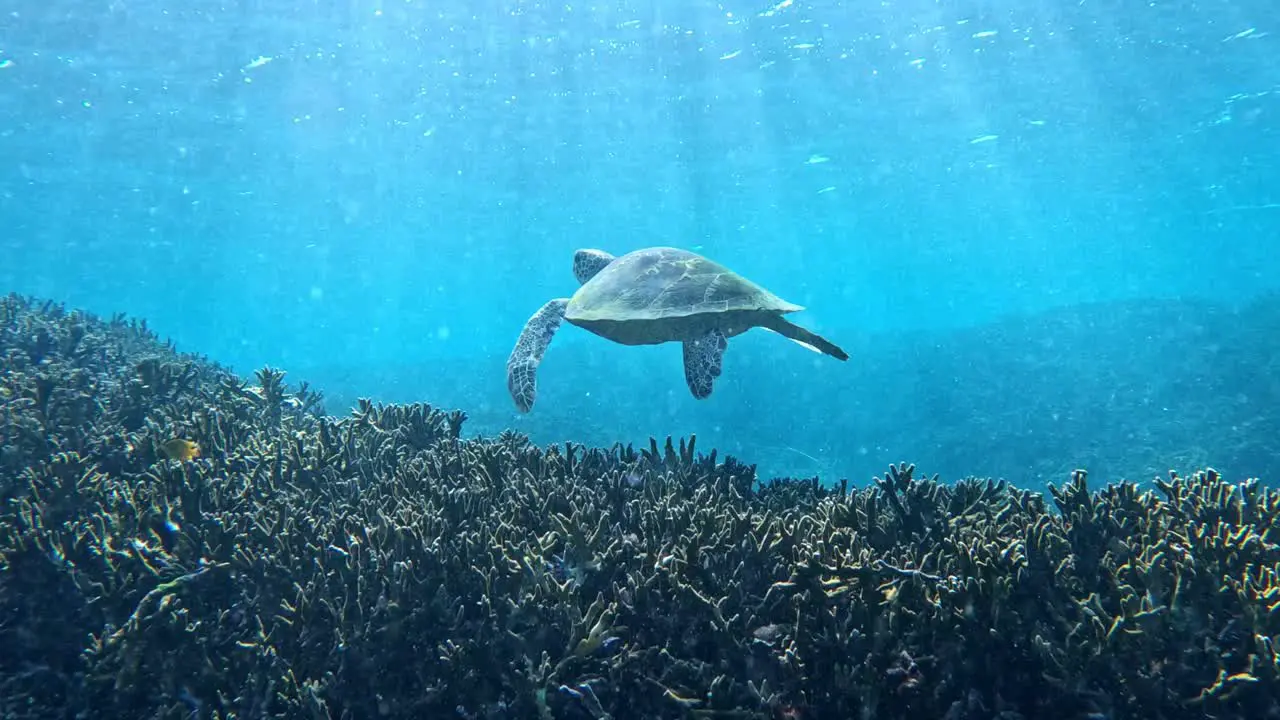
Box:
[720,50,741,61]
[1223,28,1257,42]
[972,30,998,39]
[436,326,451,341]
[760,0,793,17]
[309,286,324,301]
[805,154,829,165]
[243,56,273,71]
[969,134,999,145]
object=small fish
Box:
[752,623,784,643]
[161,438,201,462]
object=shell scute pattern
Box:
[572,248,782,322]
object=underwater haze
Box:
[3,0,1278,484]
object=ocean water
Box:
[2,0,1276,485]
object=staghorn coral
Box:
[1,292,1279,719]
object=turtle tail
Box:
[760,315,849,361]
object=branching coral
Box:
[1,293,1277,719]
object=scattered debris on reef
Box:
[1,292,1278,719]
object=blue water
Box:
[3,1,1277,482]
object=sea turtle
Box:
[506,246,848,412]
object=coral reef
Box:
[2,291,1278,719]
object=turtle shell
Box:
[565,246,801,323]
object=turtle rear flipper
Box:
[760,315,849,361]
[682,328,727,399]
[507,298,570,412]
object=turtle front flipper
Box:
[572,249,616,284]
[507,298,570,412]
[682,328,728,399]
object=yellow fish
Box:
[160,438,200,462]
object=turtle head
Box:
[572,249,616,285]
